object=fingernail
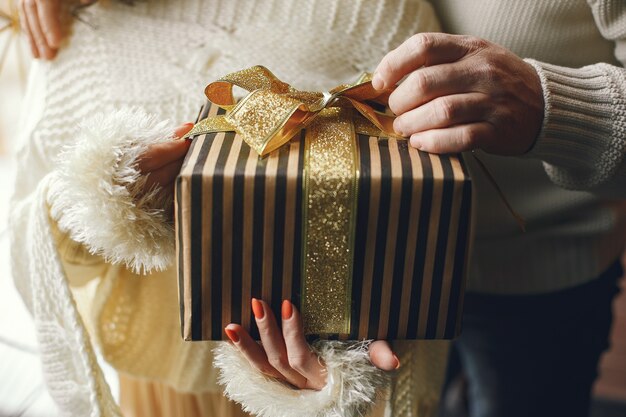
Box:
[251,298,265,319]
[183,122,194,127]
[224,327,240,343]
[281,300,293,320]
[410,134,422,150]
[392,354,401,369]
[392,119,405,137]
[372,72,385,90]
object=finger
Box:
[393,93,488,137]
[19,1,40,59]
[138,136,192,173]
[224,324,285,380]
[388,62,477,116]
[281,300,326,390]
[369,341,400,371]
[143,157,185,190]
[373,33,472,90]
[24,0,56,59]
[37,0,62,48]
[252,298,308,388]
[174,122,194,139]
[410,122,495,154]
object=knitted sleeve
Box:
[523,0,626,197]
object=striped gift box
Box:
[176,102,472,341]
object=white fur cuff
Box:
[48,107,178,274]
[214,341,389,417]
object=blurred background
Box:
[0,0,624,416]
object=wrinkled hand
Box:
[373,32,544,155]
[19,0,95,60]
[225,299,399,390]
[136,123,193,205]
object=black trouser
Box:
[441,260,623,417]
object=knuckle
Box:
[462,126,480,148]
[411,32,434,51]
[287,354,307,371]
[435,98,456,122]
[24,0,36,9]
[410,71,430,95]
[267,354,288,370]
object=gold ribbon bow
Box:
[184,65,401,155]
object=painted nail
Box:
[281,300,293,320]
[251,298,265,319]
[392,354,401,369]
[372,73,385,90]
[183,122,194,127]
[225,327,239,343]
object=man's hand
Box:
[373,33,544,156]
[19,0,95,60]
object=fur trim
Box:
[48,107,177,274]
[214,340,389,417]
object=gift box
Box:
[176,67,472,341]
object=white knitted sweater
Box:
[8,0,626,416]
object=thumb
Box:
[369,340,400,371]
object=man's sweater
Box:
[429,0,626,293]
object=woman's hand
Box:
[19,0,95,60]
[373,32,544,156]
[136,122,193,204]
[225,299,399,390]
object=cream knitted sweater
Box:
[8,0,626,416]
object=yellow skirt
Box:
[119,374,250,417]
[118,374,389,417]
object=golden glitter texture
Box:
[301,107,358,335]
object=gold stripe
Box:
[397,146,424,339]
[178,129,205,341]
[262,151,280,300]
[201,131,226,339]
[435,156,464,338]
[358,136,382,339]
[241,146,259,333]
[282,141,301,301]
[377,138,403,339]
[416,153,444,337]
[301,108,357,336]
[221,135,244,332]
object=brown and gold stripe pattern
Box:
[176,103,472,341]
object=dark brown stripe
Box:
[350,133,371,339]
[230,140,251,327]
[211,131,237,340]
[367,139,392,339]
[446,156,472,338]
[292,131,306,311]
[271,146,290,317]
[189,133,216,340]
[425,155,454,338]
[358,136,381,339]
[406,150,433,339]
[250,151,266,340]
[387,139,414,339]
